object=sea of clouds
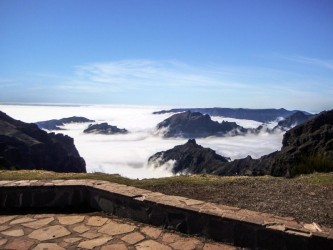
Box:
[0,104,284,179]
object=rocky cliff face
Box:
[156,111,246,138]
[272,109,333,176]
[0,111,86,173]
[83,123,128,134]
[150,109,333,177]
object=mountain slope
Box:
[0,111,86,173]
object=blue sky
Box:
[0,0,332,112]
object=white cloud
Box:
[288,56,333,70]
[0,104,284,179]
[56,60,256,94]
[2,57,332,111]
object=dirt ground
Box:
[143,176,333,229]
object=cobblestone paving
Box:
[0,212,238,250]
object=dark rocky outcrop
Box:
[148,139,230,174]
[274,111,314,131]
[273,109,333,175]
[216,109,333,176]
[154,108,310,123]
[0,111,86,172]
[83,123,128,135]
[36,117,95,130]
[148,139,274,176]
[150,109,333,177]
[156,111,246,138]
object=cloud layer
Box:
[0,105,284,179]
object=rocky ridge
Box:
[156,111,246,138]
[148,139,230,174]
[83,123,128,135]
[0,111,86,172]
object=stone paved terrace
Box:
[0,179,332,249]
[0,212,236,250]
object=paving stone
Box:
[78,236,112,249]
[169,238,201,250]
[34,214,55,219]
[64,237,82,243]
[86,216,108,226]
[304,223,321,232]
[0,216,16,225]
[0,238,8,246]
[9,217,36,225]
[100,243,128,250]
[32,243,65,250]
[121,232,145,244]
[28,225,71,241]
[183,199,205,206]
[0,225,10,231]
[3,238,35,250]
[161,232,184,244]
[99,220,136,236]
[58,242,70,248]
[73,224,90,233]
[135,239,172,250]
[203,242,237,250]
[140,226,162,239]
[81,231,102,239]
[1,229,25,237]
[266,224,286,231]
[58,215,85,225]
[0,181,13,185]
[22,217,54,229]
[285,229,311,237]
[15,180,30,186]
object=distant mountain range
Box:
[36,116,94,130]
[154,108,310,123]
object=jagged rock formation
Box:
[36,117,95,130]
[150,109,333,177]
[156,111,246,138]
[154,108,309,123]
[0,111,86,172]
[274,111,314,131]
[148,139,230,174]
[83,123,128,135]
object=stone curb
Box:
[0,180,332,250]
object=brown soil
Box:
[143,176,333,229]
